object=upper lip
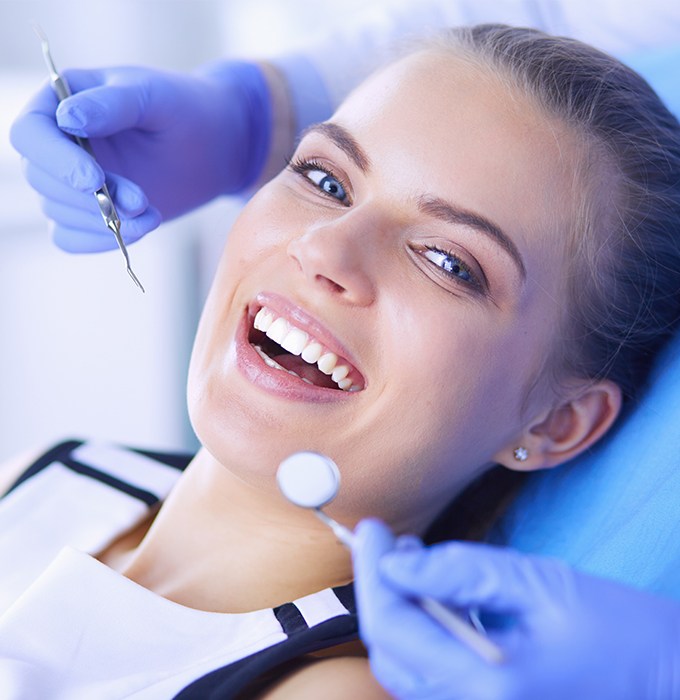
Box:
[249,291,365,383]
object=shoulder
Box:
[255,656,390,700]
[0,444,50,496]
[0,439,192,499]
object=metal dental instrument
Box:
[32,24,145,293]
[277,452,505,665]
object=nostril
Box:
[288,234,375,305]
[316,275,345,295]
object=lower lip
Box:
[234,309,356,403]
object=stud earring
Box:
[513,446,529,462]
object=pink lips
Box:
[235,291,365,402]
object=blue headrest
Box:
[624,43,680,120]
[496,331,680,598]
[495,44,680,599]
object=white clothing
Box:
[0,440,357,699]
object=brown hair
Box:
[423,24,680,542]
[434,24,680,403]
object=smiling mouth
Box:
[247,306,365,392]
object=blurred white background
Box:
[0,0,394,461]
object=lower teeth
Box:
[253,345,313,384]
[253,344,284,371]
[252,344,359,392]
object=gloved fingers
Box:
[49,224,123,253]
[57,67,195,136]
[56,82,150,138]
[39,171,161,254]
[25,163,100,216]
[353,521,495,674]
[369,634,503,700]
[379,541,559,615]
[50,205,161,253]
[11,102,104,192]
[352,518,398,641]
[42,197,159,241]
[366,585,498,677]
[41,200,111,234]
[25,163,150,219]
[368,648,431,700]
[52,67,107,92]
[92,172,151,216]
[394,533,423,551]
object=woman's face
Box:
[188,51,582,533]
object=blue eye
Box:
[288,156,350,205]
[306,169,347,201]
[423,246,477,286]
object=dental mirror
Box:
[276,450,505,664]
[276,451,355,546]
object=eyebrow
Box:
[300,122,526,281]
[300,122,371,173]
[418,197,527,281]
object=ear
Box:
[494,379,623,472]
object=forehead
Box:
[332,50,583,276]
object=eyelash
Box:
[287,156,351,206]
[288,155,485,294]
[420,245,484,292]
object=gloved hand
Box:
[10,61,271,252]
[353,519,680,700]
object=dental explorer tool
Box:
[276,451,505,665]
[32,24,145,293]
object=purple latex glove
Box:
[10,61,270,252]
[353,519,680,700]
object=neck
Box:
[120,448,353,613]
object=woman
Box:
[3,25,680,698]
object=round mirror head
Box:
[277,451,341,509]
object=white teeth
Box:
[254,345,307,382]
[266,317,289,344]
[253,306,362,392]
[253,344,285,371]
[317,352,338,375]
[281,328,308,356]
[301,342,323,364]
[331,365,349,383]
[253,308,275,332]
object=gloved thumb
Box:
[380,541,559,615]
[351,519,398,635]
[56,83,148,138]
[353,519,396,571]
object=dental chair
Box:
[494,44,680,599]
[497,328,680,597]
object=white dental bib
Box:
[0,440,357,699]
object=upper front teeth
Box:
[316,352,335,374]
[253,307,361,391]
[266,317,288,344]
[281,328,308,355]
[301,342,323,364]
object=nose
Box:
[287,209,378,306]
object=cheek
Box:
[221,214,283,275]
[225,181,309,262]
[390,300,534,448]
